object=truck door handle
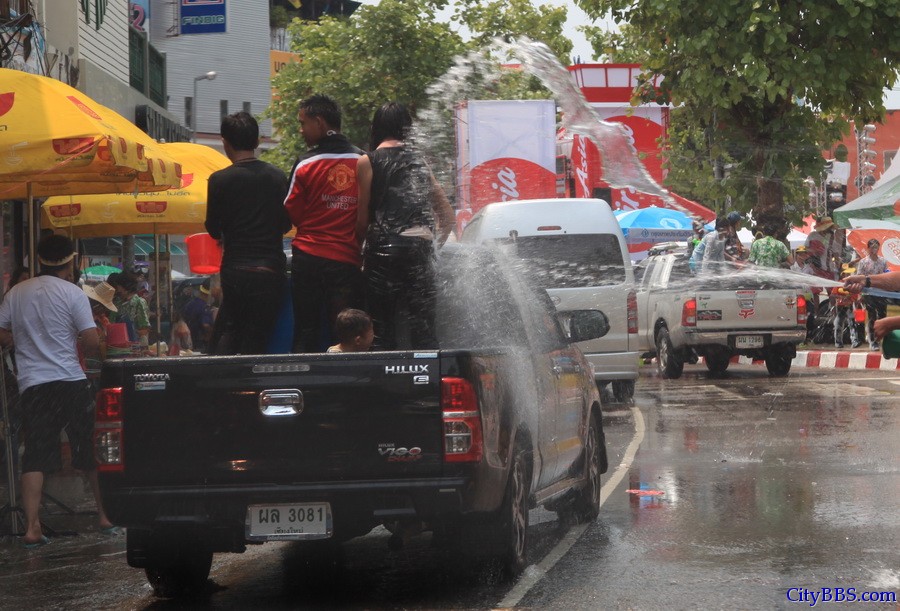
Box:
[259,389,304,416]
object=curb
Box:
[732,350,900,370]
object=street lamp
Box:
[192,71,217,142]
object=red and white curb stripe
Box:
[733,351,900,370]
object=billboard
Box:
[181,0,226,35]
[457,100,557,224]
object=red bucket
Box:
[106,322,129,347]
[186,233,223,275]
[854,308,866,323]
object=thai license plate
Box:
[734,335,764,349]
[246,502,332,541]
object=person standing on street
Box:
[356,102,455,350]
[748,223,793,268]
[284,94,365,353]
[0,234,116,547]
[205,111,291,355]
[805,216,842,281]
[853,238,890,350]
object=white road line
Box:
[497,406,646,609]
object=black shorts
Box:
[20,379,95,474]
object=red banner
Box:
[570,134,602,198]
[469,158,556,212]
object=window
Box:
[885,150,897,171]
[185,97,193,130]
[243,101,251,114]
[220,100,228,120]
[492,234,626,288]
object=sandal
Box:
[22,535,51,549]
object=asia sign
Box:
[181,0,226,35]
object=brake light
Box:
[95,387,123,472]
[681,298,697,327]
[627,290,638,334]
[796,295,807,325]
[441,377,483,463]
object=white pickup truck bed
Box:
[634,252,807,378]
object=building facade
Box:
[149,0,275,150]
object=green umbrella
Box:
[83,264,122,279]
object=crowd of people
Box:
[204,97,453,355]
[0,95,454,548]
[687,213,895,350]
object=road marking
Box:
[497,406,646,609]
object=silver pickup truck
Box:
[633,250,808,378]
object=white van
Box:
[460,198,639,401]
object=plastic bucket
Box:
[106,322,129,347]
[186,233,223,275]
[854,308,866,323]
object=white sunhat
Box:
[83,281,118,312]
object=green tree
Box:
[454,0,573,62]
[264,0,465,171]
[577,0,900,228]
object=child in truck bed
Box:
[327,309,375,353]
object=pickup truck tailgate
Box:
[110,353,444,486]
[696,288,801,330]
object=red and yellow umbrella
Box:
[41,142,229,238]
[0,68,181,198]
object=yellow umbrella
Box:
[41,142,229,238]
[0,68,182,198]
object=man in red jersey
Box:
[284,94,365,352]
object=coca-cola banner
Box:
[570,134,603,198]
[462,100,557,214]
[592,106,667,183]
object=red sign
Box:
[136,201,167,214]
[66,96,103,120]
[48,204,82,218]
[469,158,556,214]
[0,93,14,118]
[52,137,94,156]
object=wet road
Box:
[1,365,897,609]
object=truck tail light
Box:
[681,298,697,327]
[441,377,483,463]
[796,295,807,325]
[95,387,123,472]
[627,290,638,334]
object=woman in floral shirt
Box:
[749,224,793,268]
[110,271,150,342]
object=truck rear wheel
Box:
[611,380,635,403]
[488,444,530,580]
[656,328,684,379]
[704,350,731,375]
[144,540,213,598]
[765,346,793,377]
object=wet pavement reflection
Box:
[522,366,900,609]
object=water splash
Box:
[495,38,670,203]
[417,38,673,208]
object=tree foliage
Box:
[577,0,900,227]
[453,0,573,62]
[264,0,574,173]
[264,0,464,171]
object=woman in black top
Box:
[356,102,455,350]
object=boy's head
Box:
[334,308,374,352]
[220,111,259,154]
[297,94,341,147]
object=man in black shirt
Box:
[205,112,291,354]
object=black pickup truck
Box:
[95,244,610,597]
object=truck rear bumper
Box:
[680,328,805,350]
[102,477,470,542]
